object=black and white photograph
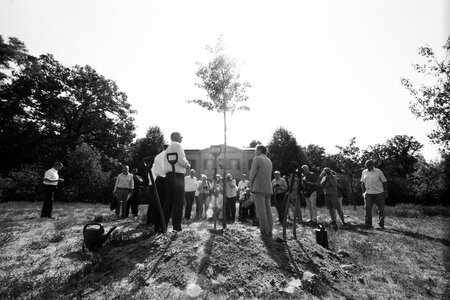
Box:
[0,0,449,299]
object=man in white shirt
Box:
[146,144,167,232]
[163,132,190,232]
[113,165,134,219]
[224,173,238,222]
[41,162,64,218]
[184,169,198,221]
[361,159,388,229]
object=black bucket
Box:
[315,224,328,249]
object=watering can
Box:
[315,224,329,249]
[83,222,117,252]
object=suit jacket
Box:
[249,154,273,195]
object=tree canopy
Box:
[401,38,450,152]
[0,36,136,173]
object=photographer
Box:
[320,167,345,229]
[301,165,319,224]
[271,171,288,224]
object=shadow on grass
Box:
[44,222,167,299]
[382,228,450,246]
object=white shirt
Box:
[237,179,249,199]
[185,175,198,192]
[164,141,189,174]
[149,150,166,185]
[195,180,202,196]
[361,168,387,194]
[43,168,59,186]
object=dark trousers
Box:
[225,196,237,221]
[41,185,57,218]
[126,188,141,217]
[364,192,386,227]
[242,204,255,221]
[274,193,287,223]
[147,177,166,231]
[184,191,195,219]
[163,172,185,231]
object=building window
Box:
[190,160,196,171]
[231,159,240,170]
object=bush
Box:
[385,203,450,218]
[0,164,44,202]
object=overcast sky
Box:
[1,0,449,160]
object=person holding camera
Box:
[272,170,288,224]
[196,174,210,219]
[320,167,345,229]
[301,165,319,224]
[41,162,64,219]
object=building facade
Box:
[185,145,255,179]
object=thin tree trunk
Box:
[222,109,227,229]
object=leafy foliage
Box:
[267,127,307,175]
[128,126,165,172]
[65,143,111,202]
[0,164,44,202]
[0,35,136,175]
[401,38,450,152]
[188,34,251,114]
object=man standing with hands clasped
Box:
[249,145,273,237]
[361,159,388,229]
[41,162,64,219]
[113,165,134,219]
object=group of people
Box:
[41,132,389,237]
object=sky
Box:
[1,0,449,161]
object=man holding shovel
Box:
[146,144,168,233]
[163,132,190,232]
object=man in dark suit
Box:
[249,145,273,237]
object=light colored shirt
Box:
[164,141,189,174]
[185,175,198,192]
[272,178,288,195]
[195,180,202,196]
[149,150,166,185]
[114,173,134,191]
[224,179,237,198]
[198,180,211,195]
[43,168,59,186]
[361,168,387,194]
[237,179,249,199]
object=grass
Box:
[0,201,449,299]
[385,203,450,218]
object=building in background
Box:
[185,145,255,180]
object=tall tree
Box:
[267,127,306,175]
[128,126,165,171]
[248,140,261,148]
[401,38,450,152]
[304,144,326,172]
[0,35,30,82]
[0,51,136,172]
[187,34,251,177]
[331,138,363,207]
